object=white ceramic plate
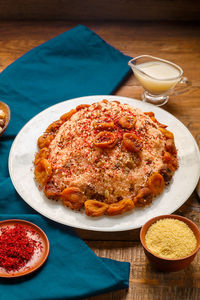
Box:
[9,95,200,232]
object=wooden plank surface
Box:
[0,21,199,299]
[0,0,200,21]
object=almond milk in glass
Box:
[128,55,190,106]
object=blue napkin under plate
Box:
[0,25,131,299]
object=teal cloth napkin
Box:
[0,25,131,299]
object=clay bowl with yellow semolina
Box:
[140,214,200,272]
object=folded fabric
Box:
[0,214,130,300]
[0,25,131,299]
[0,24,131,136]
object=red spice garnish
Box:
[0,224,40,272]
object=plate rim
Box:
[8,95,200,232]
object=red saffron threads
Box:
[0,224,38,272]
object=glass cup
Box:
[128,55,191,106]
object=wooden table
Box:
[0,21,200,300]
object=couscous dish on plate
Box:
[34,100,178,217]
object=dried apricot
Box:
[84,200,108,217]
[122,133,142,152]
[165,139,177,154]
[163,151,172,163]
[92,121,114,130]
[144,112,155,117]
[148,172,165,195]
[159,127,174,139]
[76,104,90,111]
[134,187,153,207]
[151,116,167,128]
[107,199,134,216]
[34,159,52,187]
[163,152,178,169]
[34,148,49,165]
[37,134,54,149]
[159,164,175,182]
[44,182,60,199]
[118,115,136,129]
[45,120,63,133]
[144,112,167,128]
[60,109,77,121]
[93,131,117,148]
[60,187,85,210]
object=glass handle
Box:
[170,76,192,96]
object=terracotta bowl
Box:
[140,214,200,272]
[0,101,10,137]
[0,219,50,278]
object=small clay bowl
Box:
[0,101,10,137]
[0,219,50,278]
[140,214,200,272]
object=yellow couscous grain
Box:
[145,218,197,259]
